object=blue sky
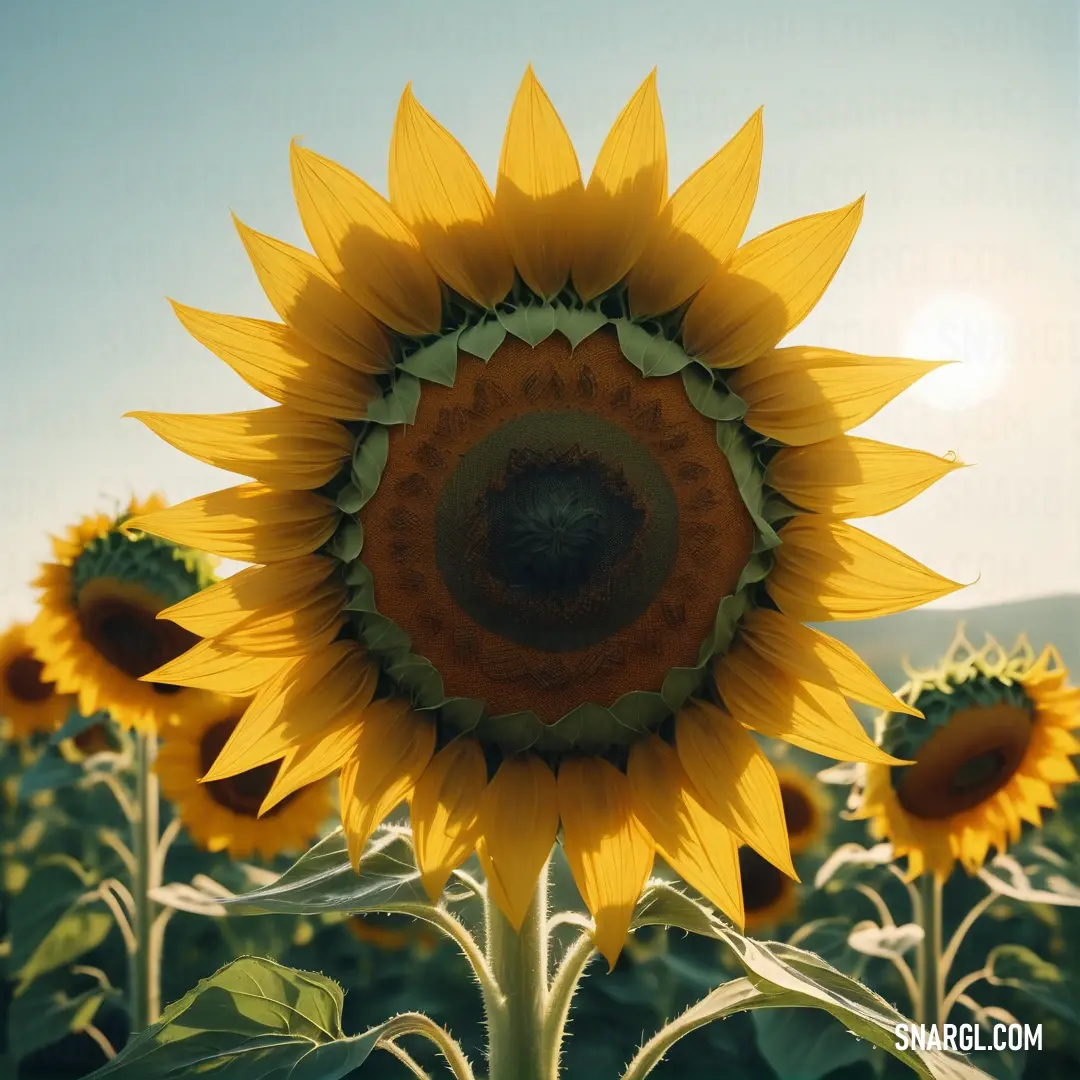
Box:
[1,0,1077,620]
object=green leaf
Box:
[985,944,1080,1024]
[384,654,444,709]
[661,666,707,712]
[223,828,430,916]
[459,319,508,361]
[615,320,694,377]
[696,591,749,665]
[610,692,671,734]
[365,371,423,425]
[680,363,747,421]
[399,333,461,387]
[497,303,558,347]
[342,562,376,612]
[17,747,86,799]
[351,425,389,506]
[357,613,412,657]
[437,697,485,735]
[553,305,609,349]
[50,708,111,746]
[716,420,780,551]
[751,1007,881,1080]
[83,956,392,1080]
[333,483,365,514]
[326,518,364,562]
[475,709,543,753]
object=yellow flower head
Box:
[0,622,74,739]
[124,69,964,966]
[858,629,1080,881]
[775,765,830,856]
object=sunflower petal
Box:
[738,608,920,717]
[558,757,654,969]
[675,701,795,878]
[389,85,514,308]
[495,66,583,300]
[341,702,436,867]
[202,643,378,779]
[141,639,290,695]
[683,199,863,368]
[124,483,338,563]
[730,347,946,446]
[572,71,667,302]
[213,576,345,657]
[126,408,353,491]
[259,713,360,814]
[476,755,559,930]
[628,108,763,316]
[290,142,442,336]
[627,735,744,929]
[715,643,903,764]
[767,436,963,518]
[233,215,390,373]
[170,302,378,420]
[768,517,965,621]
[157,556,338,639]
[411,739,487,899]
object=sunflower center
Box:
[780,783,815,839]
[198,718,296,819]
[361,329,756,723]
[4,653,54,703]
[896,701,1034,820]
[738,846,786,913]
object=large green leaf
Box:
[16,745,86,798]
[751,1007,879,1080]
[83,957,392,1079]
[983,944,1080,1024]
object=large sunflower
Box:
[28,496,219,733]
[0,622,73,738]
[156,695,333,860]
[124,68,964,965]
[857,631,1080,881]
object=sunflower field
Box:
[2,56,1079,1080]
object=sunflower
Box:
[156,694,333,860]
[347,913,441,956]
[123,68,965,965]
[775,766,830,855]
[739,845,799,933]
[857,630,1080,881]
[0,622,74,738]
[27,495,220,733]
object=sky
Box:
[1,0,1077,621]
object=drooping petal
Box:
[729,347,946,446]
[123,483,338,563]
[738,608,921,716]
[683,199,864,368]
[476,755,559,929]
[170,302,378,420]
[156,556,339,639]
[674,701,795,878]
[628,107,763,316]
[715,643,904,764]
[258,711,362,814]
[141,639,290,695]
[627,735,744,928]
[201,643,378,779]
[495,66,583,299]
[125,408,353,490]
[767,436,964,517]
[389,85,514,308]
[290,142,442,335]
[233,215,390,372]
[768,517,965,621]
[340,701,436,867]
[558,757,654,969]
[571,71,667,302]
[410,738,487,899]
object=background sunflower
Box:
[0,622,73,739]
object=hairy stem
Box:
[129,732,162,1032]
[541,929,597,1075]
[917,873,943,1027]
[941,889,999,985]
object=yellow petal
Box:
[341,701,435,867]
[628,107,763,317]
[390,85,514,308]
[233,215,390,373]
[141,639,290,695]
[202,643,378,779]
[767,436,963,518]
[627,735,744,928]
[729,347,946,446]
[558,757,654,969]
[495,66,583,300]
[476,755,559,929]
[683,199,864,368]
[290,142,442,336]
[170,302,378,420]
[125,408,353,491]
[738,608,921,717]
[123,483,338,563]
[156,556,338,639]
[715,643,903,764]
[571,71,667,302]
[258,711,360,814]
[674,701,795,877]
[768,517,965,621]
[411,739,487,899]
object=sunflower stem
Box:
[129,731,163,1032]
[485,860,551,1080]
[917,872,943,1027]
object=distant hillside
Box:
[814,594,1080,692]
